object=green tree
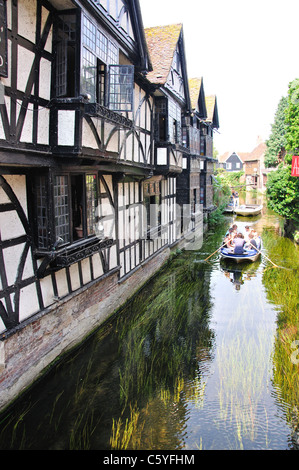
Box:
[264,96,287,168]
[266,164,299,223]
[266,79,299,227]
[285,78,299,161]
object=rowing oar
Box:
[203,242,227,262]
[249,242,290,270]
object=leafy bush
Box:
[266,164,299,223]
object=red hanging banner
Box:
[291,155,299,177]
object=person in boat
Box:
[246,232,257,251]
[233,232,246,254]
[224,228,235,248]
[225,224,237,237]
[244,225,251,242]
[251,230,261,250]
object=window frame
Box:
[33,171,99,252]
[80,13,135,112]
[107,64,134,112]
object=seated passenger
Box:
[224,228,234,248]
[244,225,251,242]
[233,233,245,254]
[251,230,261,250]
[246,232,257,251]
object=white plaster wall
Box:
[37,107,49,145]
[17,45,34,93]
[81,258,92,285]
[105,123,118,152]
[39,58,51,101]
[92,253,104,278]
[19,283,40,322]
[41,7,52,53]
[58,110,75,146]
[4,175,28,217]
[40,274,56,308]
[82,118,99,149]
[19,102,33,142]
[18,0,37,44]
[55,269,69,299]
[69,264,81,292]
[124,132,133,161]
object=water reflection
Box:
[220,263,259,290]
[0,204,298,450]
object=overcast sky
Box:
[139,0,299,156]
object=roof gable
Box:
[226,152,244,164]
[188,77,207,119]
[242,143,267,162]
[205,95,219,128]
[144,24,182,85]
[144,23,191,110]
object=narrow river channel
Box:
[0,199,299,450]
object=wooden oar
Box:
[204,242,227,262]
[249,242,290,270]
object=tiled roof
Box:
[205,95,216,122]
[144,24,182,85]
[188,77,203,110]
[242,142,267,161]
[219,143,266,163]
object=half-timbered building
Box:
[144,23,192,240]
[176,77,206,237]
[0,0,177,410]
[176,77,219,230]
[0,1,219,411]
[203,94,219,211]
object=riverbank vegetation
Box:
[207,169,244,228]
[266,79,299,241]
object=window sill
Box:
[35,237,114,278]
[85,103,133,129]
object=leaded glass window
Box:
[34,173,100,250]
[97,30,108,62]
[56,13,77,98]
[82,47,97,102]
[54,175,70,244]
[108,65,134,111]
[86,174,98,235]
[35,175,49,249]
[83,15,96,52]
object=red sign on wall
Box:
[292,156,299,177]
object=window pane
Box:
[108,41,118,65]
[108,65,134,111]
[86,174,98,236]
[35,175,49,249]
[54,175,70,243]
[56,41,67,97]
[97,30,108,62]
[82,47,97,102]
[83,15,96,52]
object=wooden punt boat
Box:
[233,204,263,216]
[220,247,261,263]
[224,204,234,213]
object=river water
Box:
[0,200,299,450]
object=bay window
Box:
[34,172,99,251]
[81,14,134,111]
[55,13,134,111]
